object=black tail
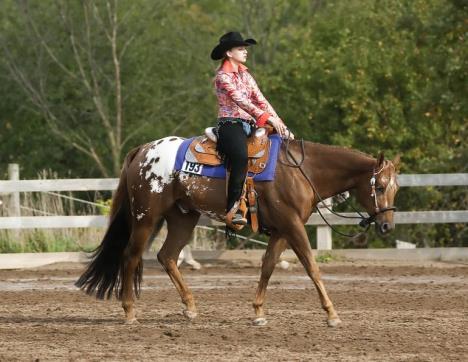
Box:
[75,147,139,300]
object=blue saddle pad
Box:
[174,134,282,181]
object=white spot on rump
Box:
[140,137,184,193]
[136,213,145,220]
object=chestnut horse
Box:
[76,136,400,327]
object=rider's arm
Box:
[247,73,281,123]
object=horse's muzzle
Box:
[378,221,394,235]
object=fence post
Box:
[8,164,20,217]
[316,198,333,250]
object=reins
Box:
[278,138,393,238]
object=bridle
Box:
[358,162,397,228]
[278,138,397,237]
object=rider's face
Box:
[227,46,248,64]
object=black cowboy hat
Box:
[210,31,257,60]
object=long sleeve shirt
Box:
[215,60,279,127]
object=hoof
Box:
[253,317,267,326]
[183,310,198,320]
[188,261,202,270]
[327,318,342,327]
[124,318,139,325]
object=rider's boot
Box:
[227,201,247,225]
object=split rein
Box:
[278,138,396,238]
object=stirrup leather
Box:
[225,177,259,232]
[246,177,259,233]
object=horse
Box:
[76,135,400,327]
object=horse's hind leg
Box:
[121,217,162,324]
[157,207,200,320]
[252,234,287,326]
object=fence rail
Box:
[0,173,467,193]
[1,210,467,230]
[0,178,119,193]
[0,167,466,250]
[397,173,468,187]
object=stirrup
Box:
[225,201,247,229]
[231,212,247,225]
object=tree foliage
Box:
[0,0,466,245]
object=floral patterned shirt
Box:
[215,60,279,126]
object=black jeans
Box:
[217,121,248,211]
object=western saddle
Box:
[186,126,273,232]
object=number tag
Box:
[182,161,203,175]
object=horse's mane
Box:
[306,141,375,161]
[287,140,379,174]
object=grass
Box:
[316,253,334,263]
[0,229,102,253]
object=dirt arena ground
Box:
[0,260,467,361]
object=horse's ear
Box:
[377,153,385,168]
[392,154,401,172]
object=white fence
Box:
[0,164,467,249]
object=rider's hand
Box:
[268,117,293,140]
[286,129,295,140]
[267,117,286,137]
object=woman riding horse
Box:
[75,32,400,329]
[211,31,292,225]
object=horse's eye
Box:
[376,186,385,193]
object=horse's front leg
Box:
[252,234,288,326]
[288,218,341,327]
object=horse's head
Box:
[356,153,400,235]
